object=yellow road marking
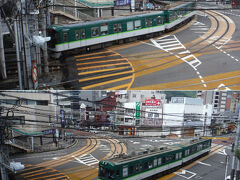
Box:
[78,66,130,75]
[76,54,117,61]
[105,83,129,90]
[202,137,230,140]
[76,58,125,66]
[76,62,129,70]
[79,70,133,83]
[74,50,111,58]
[82,76,133,90]
[130,70,240,90]
[31,173,66,180]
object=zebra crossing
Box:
[150,35,202,70]
[99,144,110,153]
[190,21,209,34]
[72,154,99,166]
[207,35,232,49]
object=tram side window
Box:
[101,24,108,35]
[123,166,128,177]
[158,158,162,166]
[179,152,182,159]
[114,24,122,33]
[91,27,99,37]
[148,161,153,169]
[145,18,152,27]
[127,21,134,31]
[154,159,157,167]
[129,166,134,175]
[185,149,190,156]
[116,170,120,177]
[156,16,163,25]
[75,30,80,40]
[63,33,68,42]
[144,162,148,170]
[176,153,179,160]
[80,29,85,39]
[114,24,118,33]
[134,20,141,29]
[118,24,122,32]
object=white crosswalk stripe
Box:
[190,21,209,34]
[150,35,202,70]
[72,154,99,166]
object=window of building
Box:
[100,24,108,35]
[36,100,48,106]
[91,27,99,37]
[148,113,153,118]
[134,20,141,29]
[154,113,159,118]
[127,21,134,31]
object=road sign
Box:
[60,109,65,127]
[136,102,141,119]
[32,64,38,84]
[42,129,55,135]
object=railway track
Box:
[65,136,127,180]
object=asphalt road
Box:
[67,2,240,90]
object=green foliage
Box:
[236,149,240,160]
[164,91,197,102]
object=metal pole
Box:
[42,0,49,73]
[14,19,23,90]
[0,8,7,79]
[231,111,240,180]
[0,116,7,180]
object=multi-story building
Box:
[197,91,228,114]
[0,91,55,133]
[163,97,213,137]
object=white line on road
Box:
[197,161,212,166]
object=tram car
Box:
[98,138,211,180]
[47,2,195,56]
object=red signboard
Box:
[145,99,161,106]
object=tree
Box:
[235,149,240,160]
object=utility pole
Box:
[231,110,240,180]
[0,8,7,80]
[0,115,8,180]
[14,18,23,90]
